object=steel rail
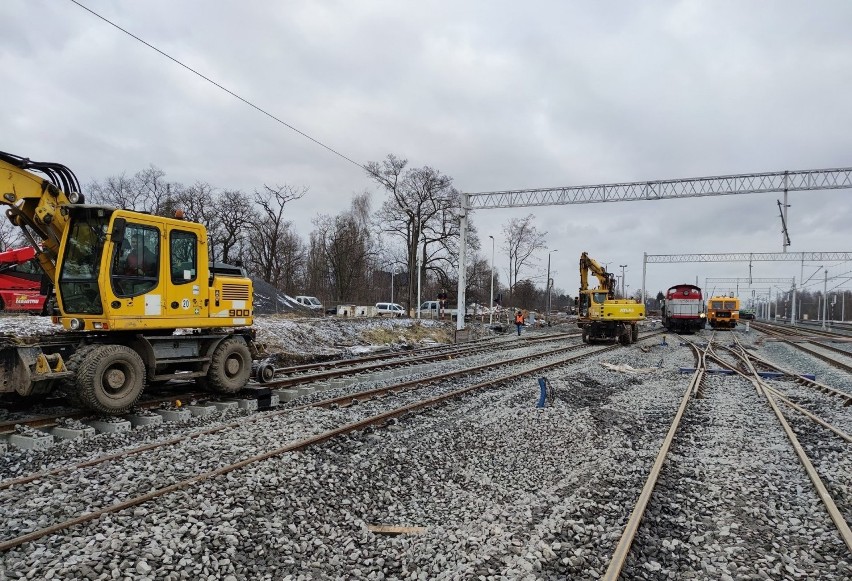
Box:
[602,340,705,581]
[258,332,577,388]
[742,350,852,406]
[0,335,587,491]
[0,391,210,434]
[711,344,852,551]
[707,346,852,439]
[0,332,577,434]
[754,381,852,552]
[0,335,639,552]
[752,321,852,342]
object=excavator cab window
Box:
[592,292,608,304]
[111,224,160,297]
[169,230,197,285]
[58,213,108,315]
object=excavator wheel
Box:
[202,337,252,394]
[631,324,639,343]
[619,331,631,346]
[581,328,589,344]
[75,344,145,414]
[61,344,100,407]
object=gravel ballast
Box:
[1,326,850,579]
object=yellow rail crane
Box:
[577,251,645,345]
[0,151,257,414]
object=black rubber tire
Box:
[61,344,100,407]
[581,328,588,344]
[619,331,630,346]
[75,344,145,414]
[631,324,639,343]
[204,337,252,394]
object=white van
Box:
[375,302,405,317]
[294,295,323,311]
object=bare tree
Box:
[513,278,540,310]
[0,218,23,251]
[310,193,375,302]
[247,184,307,289]
[503,214,547,303]
[213,190,256,264]
[366,155,468,310]
[87,165,182,216]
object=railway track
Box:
[751,320,852,375]
[0,331,578,438]
[602,330,852,579]
[0,330,664,552]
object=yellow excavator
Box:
[577,251,645,345]
[0,151,256,414]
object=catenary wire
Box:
[67,0,369,173]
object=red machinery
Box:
[661,284,706,333]
[0,246,49,314]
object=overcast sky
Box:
[4,0,852,304]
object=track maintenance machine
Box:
[0,151,256,414]
[577,251,645,345]
[0,246,51,314]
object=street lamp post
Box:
[391,269,395,305]
[619,265,627,298]
[546,249,558,325]
[488,235,495,325]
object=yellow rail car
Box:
[707,296,740,329]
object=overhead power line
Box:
[68,0,367,172]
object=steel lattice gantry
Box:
[705,277,796,284]
[453,166,852,331]
[466,167,852,209]
[645,252,852,264]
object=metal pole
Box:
[619,265,627,298]
[489,235,495,325]
[842,292,846,322]
[782,174,789,252]
[416,252,422,319]
[791,278,797,326]
[455,194,469,332]
[768,287,772,320]
[391,270,394,305]
[822,269,828,329]
[641,252,647,308]
[546,250,556,324]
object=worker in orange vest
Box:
[515,310,524,336]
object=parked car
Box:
[375,302,405,317]
[294,295,324,311]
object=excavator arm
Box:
[579,251,616,298]
[0,151,83,283]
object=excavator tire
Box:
[202,337,252,394]
[75,344,145,414]
[619,330,631,346]
[631,324,639,343]
[61,344,101,407]
[581,328,589,344]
